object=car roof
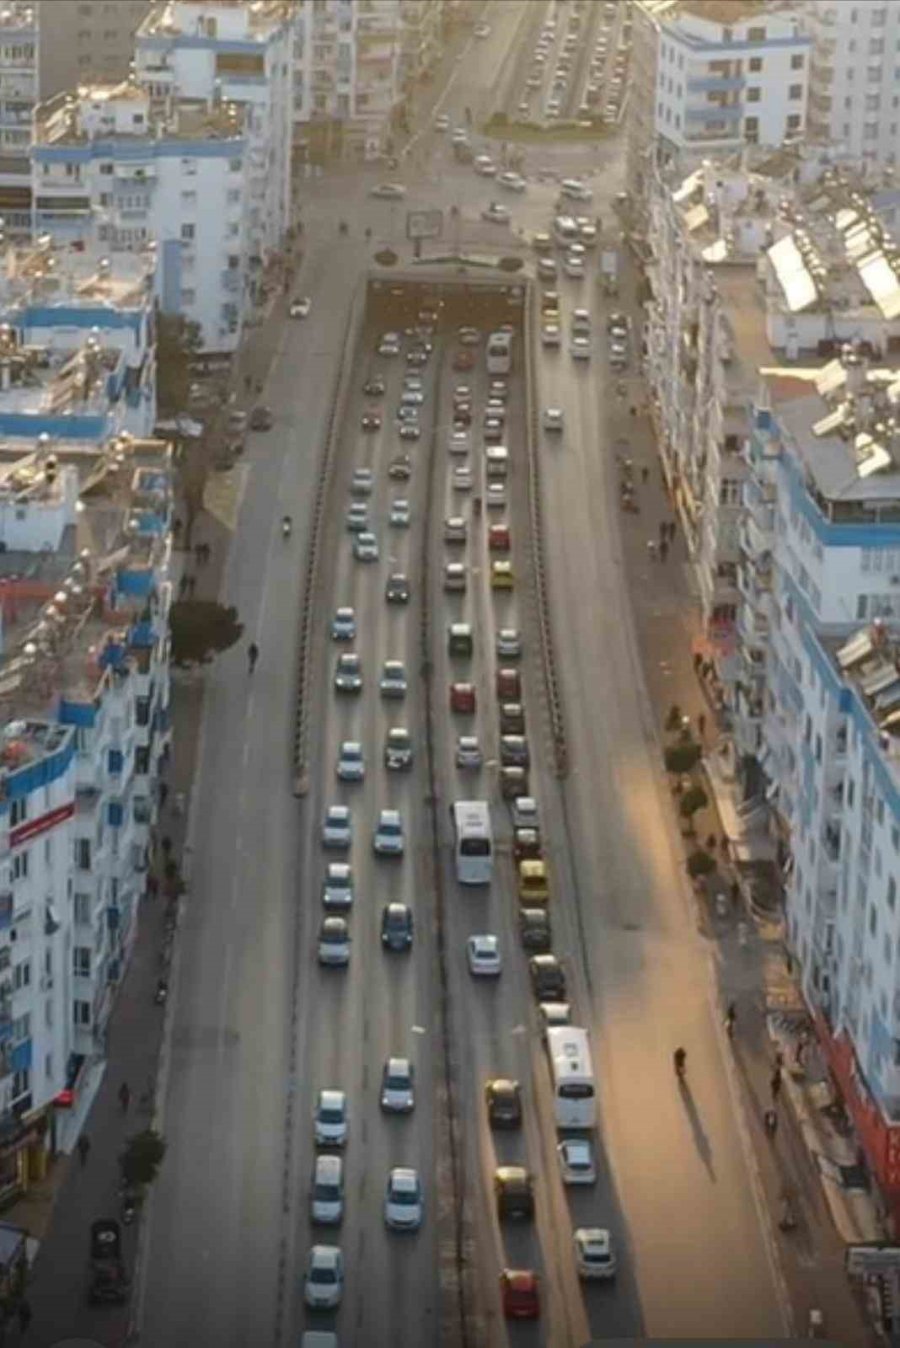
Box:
[379,808,401,823]
[496,1164,530,1183]
[327,862,350,878]
[384,901,410,917]
[386,1056,411,1073]
[561,1137,592,1157]
[327,804,349,818]
[502,1269,537,1290]
[390,1166,419,1187]
[318,1089,345,1108]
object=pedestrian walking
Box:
[178,574,188,600]
[763,1108,778,1138]
[17,1299,32,1333]
[119,1081,131,1114]
[659,520,667,543]
[202,542,211,565]
[697,712,706,738]
[774,1048,785,1072]
[771,1067,782,1101]
[646,539,657,561]
[659,538,669,563]
[641,465,649,484]
[724,1002,736,1037]
[730,879,740,907]
[186,575,196,598]
[159,781,169,810]
[669,520,677,543]
[795,1029,809,1067]
[161,835,173,857]
[785,950,794,975]
[77,1134,90,1167]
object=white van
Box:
[485,444,509,480]
[311,1154,344,1226]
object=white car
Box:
[444,515,467,543]
[538,257,558,282]
[310,1154,343,1226]
[467,934,502,977]
[456,735,483,769]
[543,407,564,432]
[384,1167,423,1231]
[481,202,510,224]
[512,796,540,830]
[574,1227,616,1280]
[448,428,471,455]
[322,805,351,850]
[572,307,592,334]
[314,1089,348,1147]
[336,740,365,782]
[373,808,404,856]
[370,182,406,199]
[570,335,592,360]
[318,916,350,967]
[351,466,374,495]
[452,464,474,491]
[289,296,311,319]
[346,501,369,533]
[541,323,561,348]
[563,251,585,279]
[474,20,490,37]
[561,177,593,201]
[434,112,450,131]
[331,606,356,641]
[390,498,411,528]
[379,660,408,699]
[497,171,526,193]
[486,481,507,509]
[380,1057,415,1113]
[497,628,522,658]
[304,1244,344,1308]
[558,1138,597,1186]
[377,332,401,356]
[353,531,379,561]
[321,862,353,911]
[546,98,562,118]
[474,154,497,176]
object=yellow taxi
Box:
[517,858,549,904]
[491,560,515,591]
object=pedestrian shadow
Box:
[678,1079,716,1180]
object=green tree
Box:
[120,1129,166,1188]
[374,248,399,267]
[169,600,243,666]
[686,849,716,879]
[679,784,709,831]
[664,742,701,775]
[498,256,524,273]
[156,311,202,416]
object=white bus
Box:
[486,330,513,375]
[546,1026,596,1128]
[451,800,493,885]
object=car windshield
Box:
[319,1105,343,1122]
[391,1188,418,1205]
[314,1181,339,1199]
[311,1266,337,1284]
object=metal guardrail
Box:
[291,281,366,797]
[523,282,569,779]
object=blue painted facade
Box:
[0,726,76,806]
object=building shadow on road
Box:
[678,1078,716,1180]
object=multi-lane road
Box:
[138,4,798,1345]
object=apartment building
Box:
[32,81,249,354]
[134,0,293,266]
[0,428,172,1196]
[804,0,900,169]
[37,0,151,100]
[737,356,900,1215]
[627,0,810,209]
[0,3,38,237]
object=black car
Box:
[494,1166,534,1220]
[485,1078,522,1129]
[361,411,382,432]
[381,902,414,951]
[385,573,411,604]
[249,405,274,431]
[389,455,412,480]
[519,907,551,951]
[453,405,472,426]
[500,735,530,768]
[363,375,386,397]
[530,954,566,1001]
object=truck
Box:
[87,1218,129,1305]
[600,247,619,296]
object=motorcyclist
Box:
[248,642,259,674]
[673,1047,687,1077]
[724,1002,736,1037]
[282,514,292,537]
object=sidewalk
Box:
[14,288,288,1348]
[608,246,880,1345]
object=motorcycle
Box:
[282,516,292,539]
[154,978,168,1006]
[120,1185,140,1224]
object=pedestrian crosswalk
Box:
[203,463,249,531]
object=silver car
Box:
[314,1089,348,1146]
[322,862,353,911]
[380,1057,415,1113]
[380,660,408,699]
[373,808,404,856]
[318,916,351,967]
[353,531,379,561]
[455,735,483,769]
[322,804,352,850]
[336,740,365,783]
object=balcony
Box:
[685,102,742,123]
[822,824,842,864]
[738,604,770,649]
[687,75,745,94]
[740,511,773,559]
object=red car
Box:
[453,349,475,371]
[496,667,521,701]
[450,682,476,714]
[488,523,510,552]
[500,1268,540,1319]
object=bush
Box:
[120,1129,166,1188]
[665,704,683,732]
[170,600,243,666]
[498,256,524,272]
[664,742,701,775]
[679,785,709,820]
[686,850,716,878]
[374,248,398,267]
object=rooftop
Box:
[0,336,122,419]
[831,623,900,773]
[34,84,245,148]
[0,3,35,34]
[0,240,155,313]
[138,0,288,42]
[0,721,71,779]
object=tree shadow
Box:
[679,1078,716,1180]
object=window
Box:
[180,223,195,242]
[747,86,761,102]
[73,947,91,978]
[744,116,759,137]
[789,84,803,100]
[74,893,91,924]
[11,851,28,881]
[135,747,150,775]
[11,1070,29,1100]
[181,158,197,177]
[719,479,742,505]
[9,798,27,827]
[870,39,885,56]
[787,114,802,131]
[13,960,30,991]
[73,1000,91,1027]
[74,838,91,871]
[870,905,878,938]
[791,54,804,71]
[181,288,196,306]
[749,56,762,72]
[181,190,197,207]
[747,26,766,42]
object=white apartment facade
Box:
[805,0,900,169]
[628,1,810,205]
[134,0,293,265]
[0,431,172,1197]
[0,2,38,237]
[32,82,249,354]
[736,359,900,1218]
